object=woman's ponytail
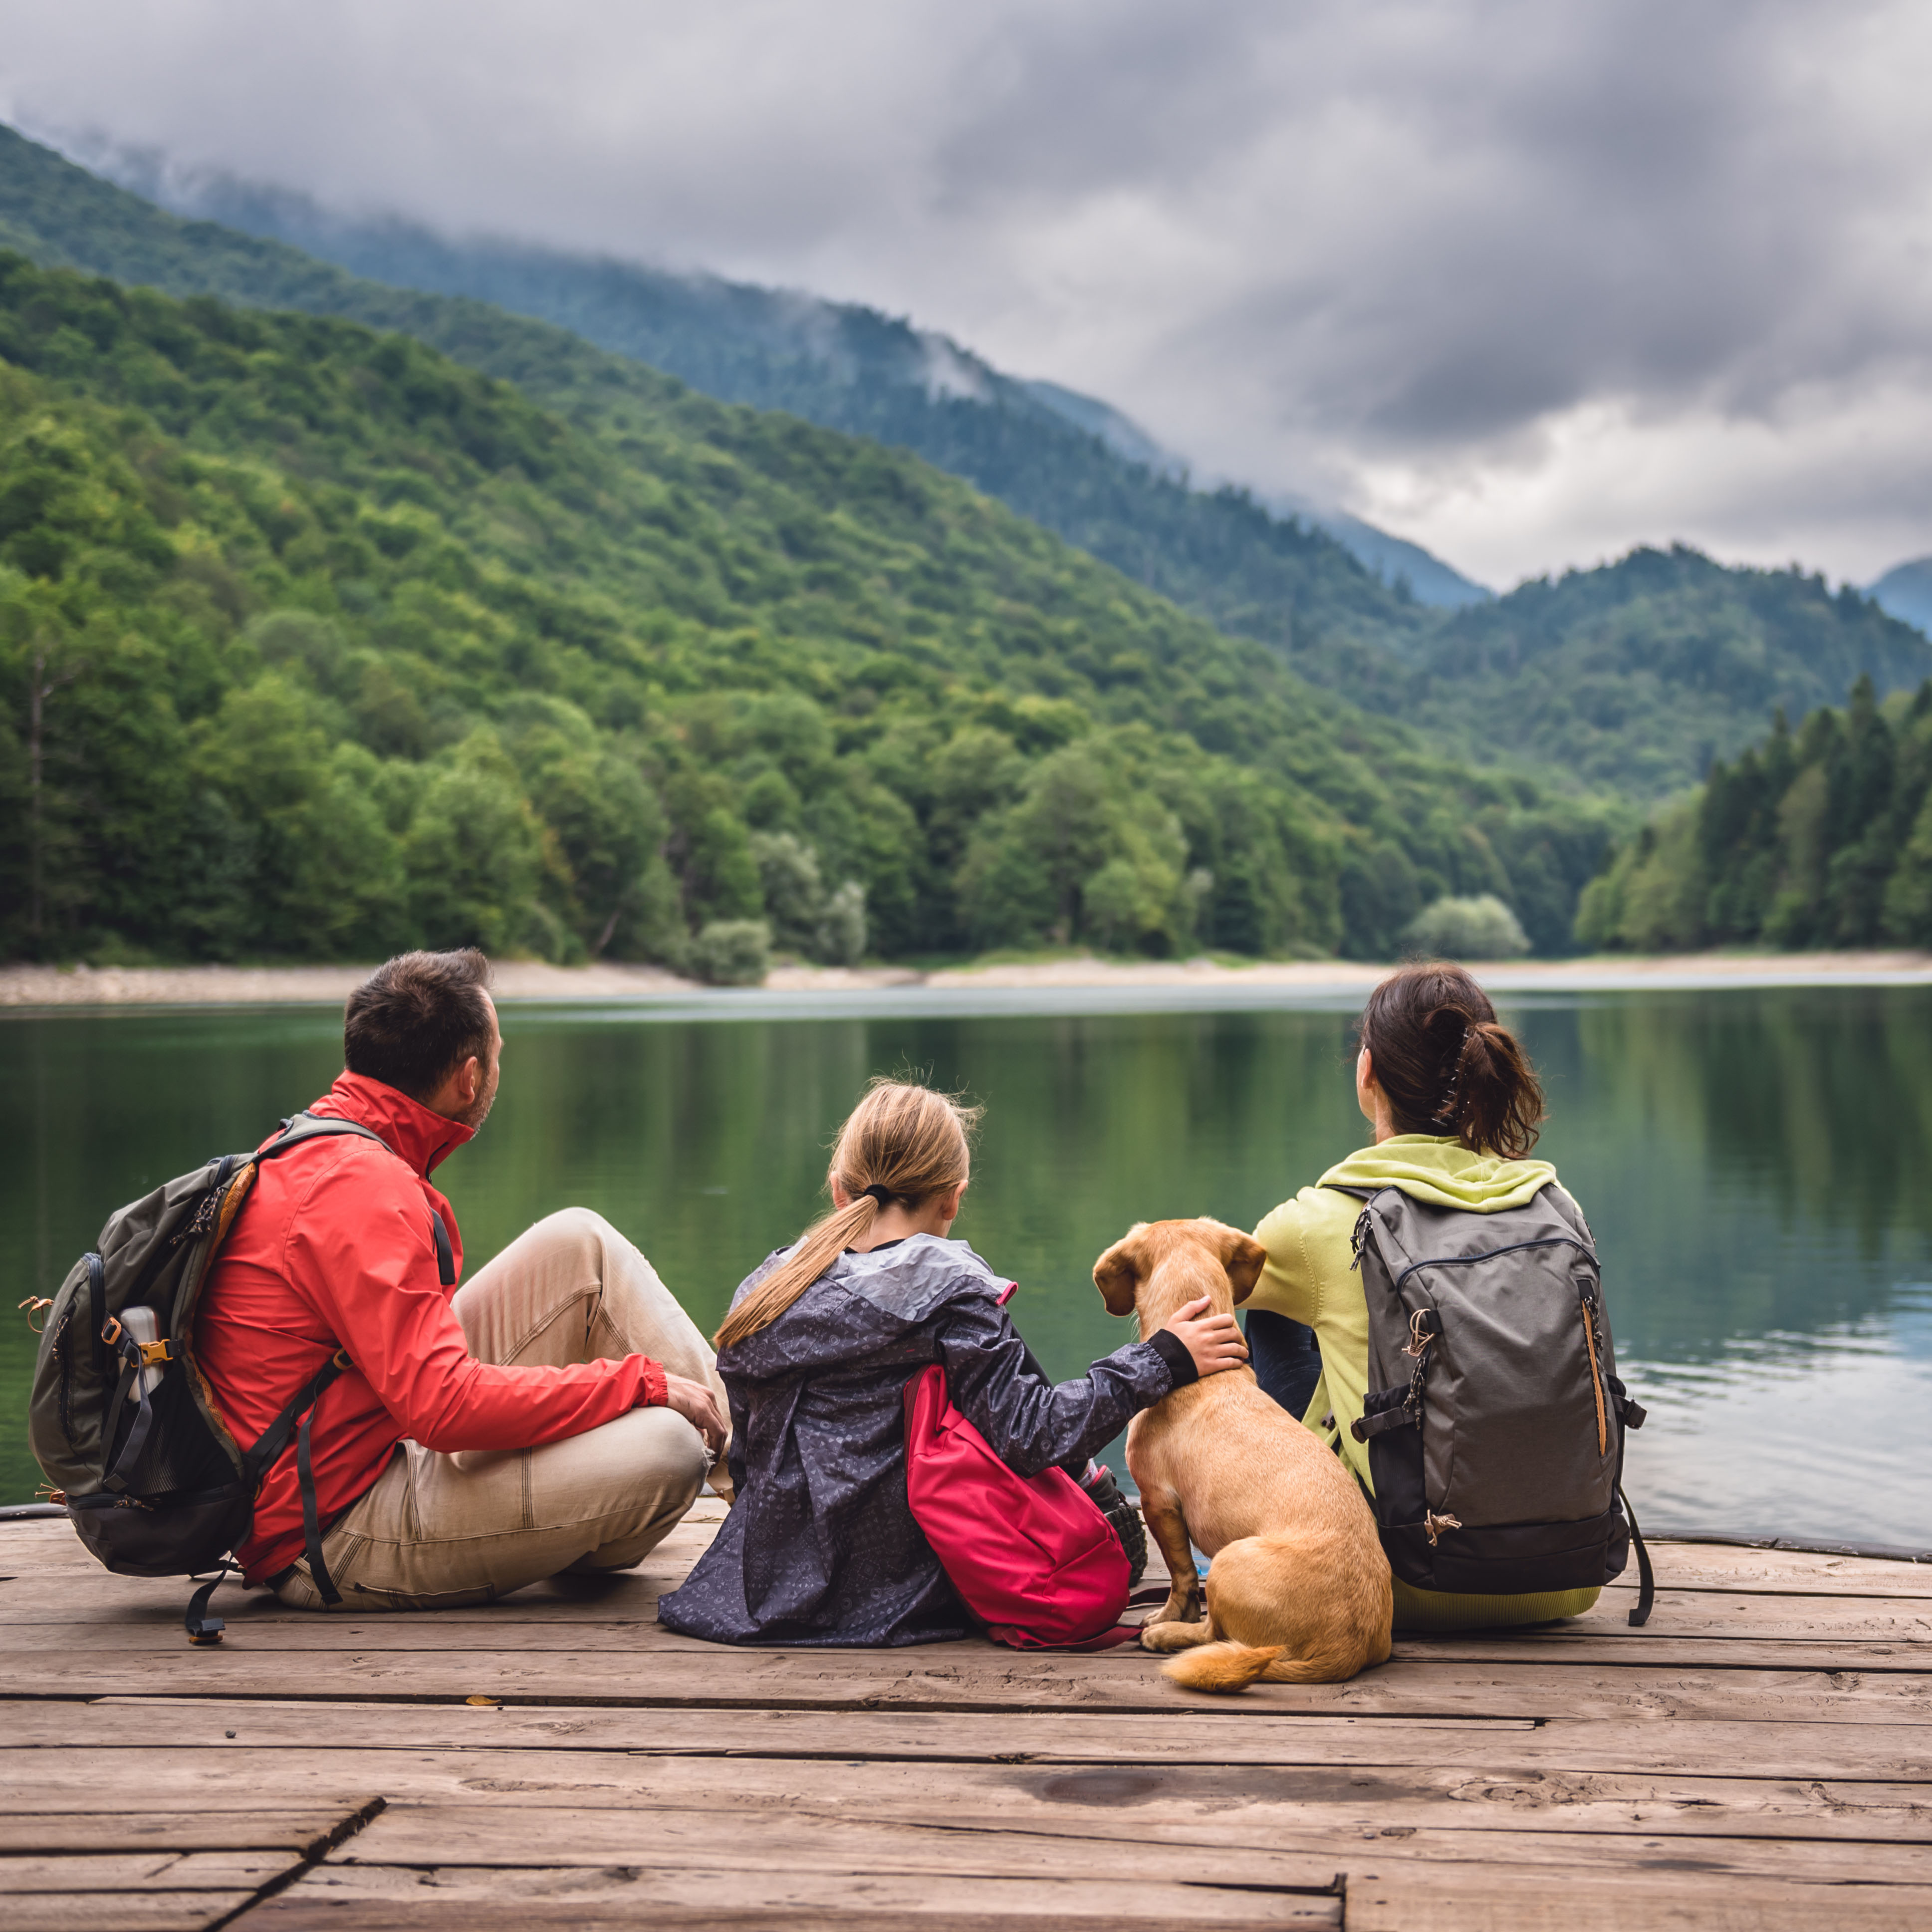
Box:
[1359,964,1545,1159]
[713,1080,982,1352]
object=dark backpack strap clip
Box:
[185,1567,235,1645]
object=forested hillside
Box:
[147,167,1495,609]
[1399,546,1932,798]
[1577,676,1932,952]
[0,258,1607,969]
[5,126,1926,808]
[0,127,1438,666]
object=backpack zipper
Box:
[1579,1284,1608,1456]
[52,1298,76,1448]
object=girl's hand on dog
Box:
[1162,1296,1250,1378]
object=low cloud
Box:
[6,0,1931,584]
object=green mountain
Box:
[1392,545,1932,799]
[2,127,1444,665]
[1578,675,1932,952]
[5,126,1923,814]
[0,254,1609,969]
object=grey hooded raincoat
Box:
[658,1235,1190,1647]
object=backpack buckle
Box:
[136,1338,174,1368]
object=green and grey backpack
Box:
[1340,1181,1654,1624]
[27,1113,455,1642]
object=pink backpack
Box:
[902,1364,1133,1648]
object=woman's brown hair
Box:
[1358,962,1545,1159]
[713,1079,983,1351]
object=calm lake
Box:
[4,984,1929,1547]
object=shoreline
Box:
[3,948,1931,1011]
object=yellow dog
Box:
[1094,1218,1393,1690]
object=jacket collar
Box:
[311,1071,475,1179]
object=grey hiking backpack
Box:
[1339,1182,1654,1625]
[26,1113,456,1642]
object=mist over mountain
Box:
[93,153,1493,614]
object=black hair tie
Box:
[856,1184,895,1208]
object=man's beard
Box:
[456,1071,499,1132]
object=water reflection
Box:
[3,988,1928,1543]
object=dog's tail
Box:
[1161,1638,1371,1692]
[1159,1642,1285,1693]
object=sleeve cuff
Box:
[638,1359,668,1408]
[1146,1327,1198,1389]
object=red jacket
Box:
[196,1072,667,1583]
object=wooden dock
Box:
[3,1500,1928,1931]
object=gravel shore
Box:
[3,950,1930,1009]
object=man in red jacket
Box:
[196,948,728,1610]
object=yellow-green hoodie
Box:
[1250,1134,1597,1630]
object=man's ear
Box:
[1092,1223,1151,1317]
[1198,1219,1266,1306]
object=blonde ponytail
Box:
[714,1080,982,1351]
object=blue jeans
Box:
[1245,1308,1323,1423]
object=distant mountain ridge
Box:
[89,150,1494,613]
[1407,544,1932,797]
[1869,556,1932,637]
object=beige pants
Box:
[274,1208,727,1612]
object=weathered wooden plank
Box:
[0,1853,182,1891]
[1344,1872,1932,1932]
[259,1861,1343,1928]
[2,1892,256,1932]
[1600,1549,1932,1598]
[9,1637,1929,1710]
[9,1719,1930,1780]
[5,1707,1928,1777]
[8,1745,1931,1844]
[11,1645,1928,1737]
[325,1802,1932,1884]
[0,1850,306,1894]
[0,1805,378,1856]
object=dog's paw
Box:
[1138,1616,1214,1654]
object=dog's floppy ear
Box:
[1197,1219,1267,1306]
[1092,1223,1152,1317]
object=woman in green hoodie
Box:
[1246,961,1599,1631]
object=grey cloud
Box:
[5,0,1931,580]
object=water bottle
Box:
[120,1307,167,1399]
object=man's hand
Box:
[1160,1295,1249,1379]
[662,1373,728,1453]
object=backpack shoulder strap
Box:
[257,1112,395,1160]
[253,1113,454,1286]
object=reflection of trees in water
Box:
[1521,989,1932,1363]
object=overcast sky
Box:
[5,0,1932,589]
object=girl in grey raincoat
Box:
[658,1080,1247,1648]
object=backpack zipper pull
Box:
[1579,1284,1609,1455]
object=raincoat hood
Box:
[716,1235,1010,1386]
[1318,1134,1556,1213]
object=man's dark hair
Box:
[343,950,495,1101]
